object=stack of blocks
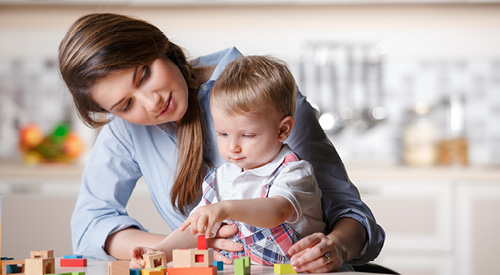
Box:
[0,249,71,275]
[168,235,217,275]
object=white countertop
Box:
[56,259,381,275]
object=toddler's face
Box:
[212,107,287,170]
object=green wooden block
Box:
[234,257,250,275]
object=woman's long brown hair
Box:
[59,13,208,214]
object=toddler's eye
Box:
[243,134,256,139]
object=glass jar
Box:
[403,102,440,166]
[438,93,468,166]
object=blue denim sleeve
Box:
[285,90,385,264]
[70,119,146,260]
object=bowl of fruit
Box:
[19,122,84,164]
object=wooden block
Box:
[46,272,84,275]
[140,267,166,275]
[30,250,54,259]
[234,257,250,275]
[63,254,83,259]
[107,260,130,275]
[143,252,166,269]
[2,260,25,275]
[6,264,22,273]
[274,263,296,274]
[172,249,213,268]
[166,266,217,275]
[60,258,87,267]
[213,260,223,270]
[129,268,142,275]
[25,257,55,275]
[172,249,192,268]
[192,249,213,268]
[197,235,208,250]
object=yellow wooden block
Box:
[274,263,297,274]
[141,267,167,275]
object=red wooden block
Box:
[197,235,208,250]
[167,266,217,275]
[60,258,87,267]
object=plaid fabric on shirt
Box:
[202,153,302,265]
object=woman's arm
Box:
[71,120,147,260]
[285,91,385,271]
[105,228,167,260]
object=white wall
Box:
[1,3,500,60]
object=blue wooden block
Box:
[63,254,83,259]
[6,264,21,273]
[129,268,142,275]
[214,260,223,270]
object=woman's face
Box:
[91,58,189,125]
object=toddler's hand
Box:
[179,203,228,238]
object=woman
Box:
[59,13,384,273]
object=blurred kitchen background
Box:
[1,1,500,275]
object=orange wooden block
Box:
[167,266,217,275]
[108,260,130,275]
[60,258,87,267]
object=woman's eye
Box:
[217,132,228,137]
[122,99,133,113]
[140,65,151,83]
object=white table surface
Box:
[54,259,384,274]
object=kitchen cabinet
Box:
[348,164,500,275]
[356,179,453,275]
[454,182,500,275]
[2,162,500,274]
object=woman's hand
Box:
[207,223,243,264]
[130,246,159,269]
[288,232,345,273]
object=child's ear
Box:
[278,116,295,142]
